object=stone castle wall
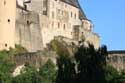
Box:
[0,0,16,50]
[13,51,57,67]
[0,0,100,51]
[15,8,43,52]
[40,0,82,47]
[108,51,125,71]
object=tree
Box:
[75,44,107,83]
[104,65,119,83]
[56,44,108,83]
[12,64,42,83]
[0,50,15,83]
[39,59,56,83]
[56,54,76,83]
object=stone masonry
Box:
[0,0,100,52]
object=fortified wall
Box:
[0,0,100,52]
[108,51,125,71]
[0,0,16,50]
[15,7,43,52]
[12,51,57,67]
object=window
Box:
[43,0,47,7]
[5,43,7,47]
[43,11,47,15]
[8,19,10,23]
[71,12,72,18]
[52,11,55,19]
[63,24,66,30]
[4,0,6,5]
[42,0,48,15]
[27,20,29,25]
[62,11,63,15]
[58,22,60,28]
[52,22,54,28]
[71,32,72,35]
[65,4,67,8]
[74,13,76,19]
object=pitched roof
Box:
[60,0,87,20]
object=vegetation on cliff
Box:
[0,42,125,83]
[12,59,56,83]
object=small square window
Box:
[5,43,7,47]
[8,19,10,23]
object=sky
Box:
[79,0,125,51]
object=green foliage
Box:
[39,59,56,82]
[9,44,28,55]
[14,44,27,53]
[110,69,125,83]
[0,72,12,83]
[0,44,27,59]
[0,50,9,59]
[12,64,42,83]
[1,42,125,83]
[74,44,107,83]
[104,65,119,82]
[50,40,70,56]
[0,44,27,83]
[0,51,15,83]
[12,59,56,83]
[56,55,75,83]
[12,71,42,83]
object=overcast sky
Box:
[79,0,125,50]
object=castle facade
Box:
[0,0,100,52]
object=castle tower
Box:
[0,0,16,50]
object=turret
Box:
[0,0,16,50]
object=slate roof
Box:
[60,0,87,20]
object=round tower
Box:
[0,0,16,50]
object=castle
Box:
[0,0,100,52]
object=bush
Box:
[39,59,56,82]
